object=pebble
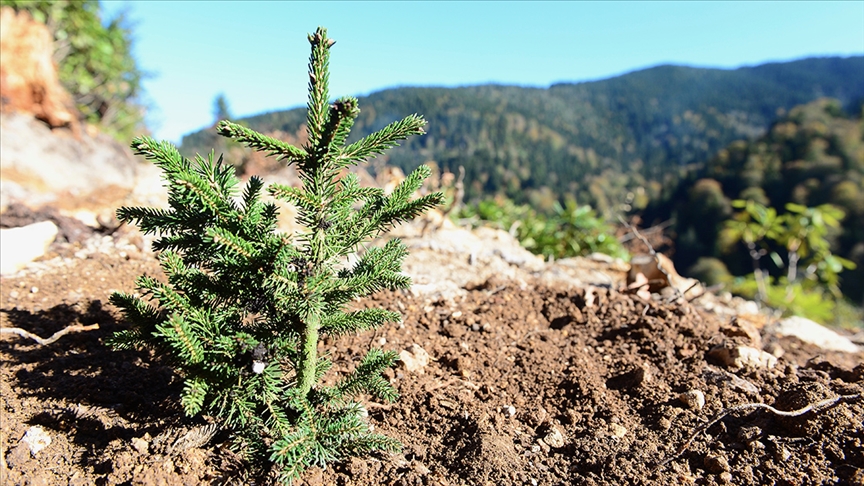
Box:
[678,390,706,410]
[502,405,517,417]
[30,286,39,294]
[398,344,430,373]
[708,344,777,369]
[131,437,149,454]
[543,426,566,448]
[704,453,731,473]
[737,425,762,442]
[21,426,51,456]
[609,423,627,438]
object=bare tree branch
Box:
[654,393,862,470]
[1,324,100,345]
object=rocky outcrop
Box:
[0,112,166,216]
[0,7,77,129]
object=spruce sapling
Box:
[108,27,443,483]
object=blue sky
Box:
[100,1,864,144]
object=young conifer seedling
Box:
[109,27,442,483]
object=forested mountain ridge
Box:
[180,56,863,213]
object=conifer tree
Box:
[109,27,442,483]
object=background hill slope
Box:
[181,56,864,213]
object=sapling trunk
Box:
[297,314,319,395]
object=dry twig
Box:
[654,393,862,470]
[618,216,684,302]
[0,324,100,345]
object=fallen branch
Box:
[0,324,100,345]
[654,393,862,470]
[618,216,684,302]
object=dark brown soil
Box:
[1,229,863,486]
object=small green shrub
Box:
[459,196,628,261]
[721,199,856,323]
[109,28,441,483]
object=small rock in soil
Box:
[131,437,149,454]
[609,423,627,438]
[542,426,566,448]
[398,344,430,373]
[708,344,777,369]
[443,322,466,338]
[704,453,731,473]
[526,406,549,426]
[737,425,762,442]
[678,390,706,410]
[21,425,51,456]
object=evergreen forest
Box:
[180,56,864,308]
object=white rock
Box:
[543,426,566,448]
[398,344,430,373]
[131,437,149,454]
[502,405,517,417]
[609,423,628,438]
[767,316,861,353]
[0,221,58,275]
[21,426,51,456]
[679,390,706,410]
[709,344,777,369]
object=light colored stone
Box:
[1,113,136,197]
[766,316,861,353]
[609,423,628,438]
[679,390,706,410]
[21,425,51,456]
[398,344,430,373]
[131,437,149,454]
[542,426,566,448]
[0,220,57,274]
[708,344,777,369]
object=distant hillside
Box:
[180,56,864,212]
[647,98,864,302]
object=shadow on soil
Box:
[1,300,190,467]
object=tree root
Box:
[654,393,862,470]
[0,323,100,345]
